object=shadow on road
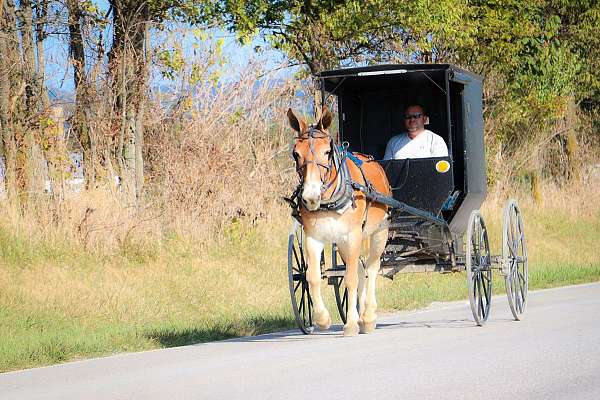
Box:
[215,316,509,344]
[143,316,295,347]
[377,319,473,329]
[144,313,518,348]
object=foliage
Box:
[215,2,487,71]
[216,0,599,185]
[218,0,598,106]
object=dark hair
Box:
[405,104,427,115]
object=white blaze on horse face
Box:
[302,174,321,211]
[299,138,330,211]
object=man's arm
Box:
[383,137,395,160]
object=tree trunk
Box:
[109,0,148,203]
[17,0,45,201]
[67,0,96,185]
[564,99,580,183]
[35,0,49,111]
[0,0,19,201]
[17,0,37,110]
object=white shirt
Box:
[383,130,449,160]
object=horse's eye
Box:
[325,150,331,156]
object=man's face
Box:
[404,106,426,134]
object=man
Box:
[383,105,448,159]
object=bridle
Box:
[287,125,358,214]
[293,126,337,195]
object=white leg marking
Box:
[305,235,330,330]
[360,228,388,334]
[337,230,362,336]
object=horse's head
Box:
[287,107,334,211]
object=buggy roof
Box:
[318,64,482,93]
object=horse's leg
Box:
[360,227,388,334]
[337,229,362,336]
[305,235,331,330]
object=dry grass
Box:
[1,180,599,372]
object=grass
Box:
[1,194,599,372]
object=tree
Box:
[66,0,97,186]
[16,0,49,201]
[107,0,219,202]
[221,0,474,74]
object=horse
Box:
[287,107,392,336]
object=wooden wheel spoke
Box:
[482,275,490,301]
[518,279,526,300]
[292,246,301,272]
[508,240,517,258]
[474,273,481,297]
[478,282,486,316]
[297,236,306,265]
[298,286,305,313]
[307,290,313,325]
[512,218,520,252]
[515,289,523,311]
[479,227,487,252]
[479,297,486,317]
[517,270,526,285]
[477,273,487,300]
[472,275,480,302]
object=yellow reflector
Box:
[435,160,450,173]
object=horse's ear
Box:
[319,107,333,130]
[287,108,307,133]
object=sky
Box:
[43,1,292,100]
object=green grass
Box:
[1,202,599,372]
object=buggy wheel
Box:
[503,200,528,320]
[466,210,492,326]
[287,224,314,334]
[332,277,349,324]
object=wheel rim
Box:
[287,227,314,334]
[503,200,528,320]
[466,211,492,326]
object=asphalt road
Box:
[2,282,599,400]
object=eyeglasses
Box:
[404,113,424,120]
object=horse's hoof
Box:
[343,323,360,337]
[359,321,376,334]
[314,310,331,330]
[316,316,331,331]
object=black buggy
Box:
[288,64,528,333]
